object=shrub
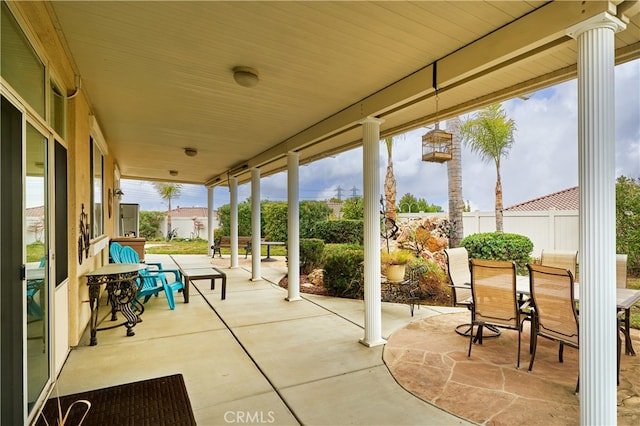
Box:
[408,257,450,305]
[263,201,288,241]
[380,249,414,265]
[322,244,364,298]
[139,211,165,240]
[312,220,364,244]
[617,176,640,276]
[300,238,325,275]
[461,232,533,274]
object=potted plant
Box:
[381,249,414,282]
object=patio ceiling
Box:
[41,1,640,186]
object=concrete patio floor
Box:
[51,254,640,425]
[53,254,471,425]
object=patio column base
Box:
[250,277,262,282]
[359,337,387,348]
[285,296,302,302]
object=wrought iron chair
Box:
[468,259,528,368]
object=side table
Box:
[85,263,145,346]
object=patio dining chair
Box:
[468,259,528,368]
[527,263,587,393]
[616,254,634,355]
[540,249,578,280]
[444,248,472,310]
[445,248,499,338]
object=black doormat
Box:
[36,374,197,426]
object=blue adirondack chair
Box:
[109,241,123,263]
[119,246,185,310]
[26,257,46,319]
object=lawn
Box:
[145,239,640,329]
[145,238,287,256]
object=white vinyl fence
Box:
[398,209,579,258]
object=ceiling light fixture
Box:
[184,147,198,157]
[233,66,259,88]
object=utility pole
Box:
[336,185,344,201]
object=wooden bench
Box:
[211,236,257,258]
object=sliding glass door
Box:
[25,123,50,411]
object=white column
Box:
[207,186,214,257]
[567,12,626,425]
[359,117,385,347]
[251,168,262,281]
[287,151,301,301]
[229,176,239,268]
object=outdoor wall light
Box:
[184,147,198,157]
[233,66,259,88]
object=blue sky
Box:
[121,59,639,213]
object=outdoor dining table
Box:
[515,275,640,356]
[260,241,285,262]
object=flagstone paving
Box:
[384,312,640,425]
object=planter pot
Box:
[386,264,406,283]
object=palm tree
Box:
[152,182,183,239]
[460,104,516,232]
[447,116,464,247]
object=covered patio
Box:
[3,1,639,424]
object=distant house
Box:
[26,206,45,244]
[160,206,218,239]
[505,186,578,211]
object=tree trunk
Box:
[495,164,503,232]
[384,137,397,223]
[447,117,464,247]
[167,197,173,239]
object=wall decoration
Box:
[108,188,113,218]
[78,203,90,264]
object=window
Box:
[91,137,103,238]
[0,2,45,117]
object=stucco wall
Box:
[13,1,119,347]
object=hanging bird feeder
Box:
[421,84,452,163]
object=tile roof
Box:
[26,206,45,217]
[505,186,578,211]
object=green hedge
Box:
[460,232,533,274]
[321,244,364,298]
[300,238,325,275]
[312,220,364,244]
